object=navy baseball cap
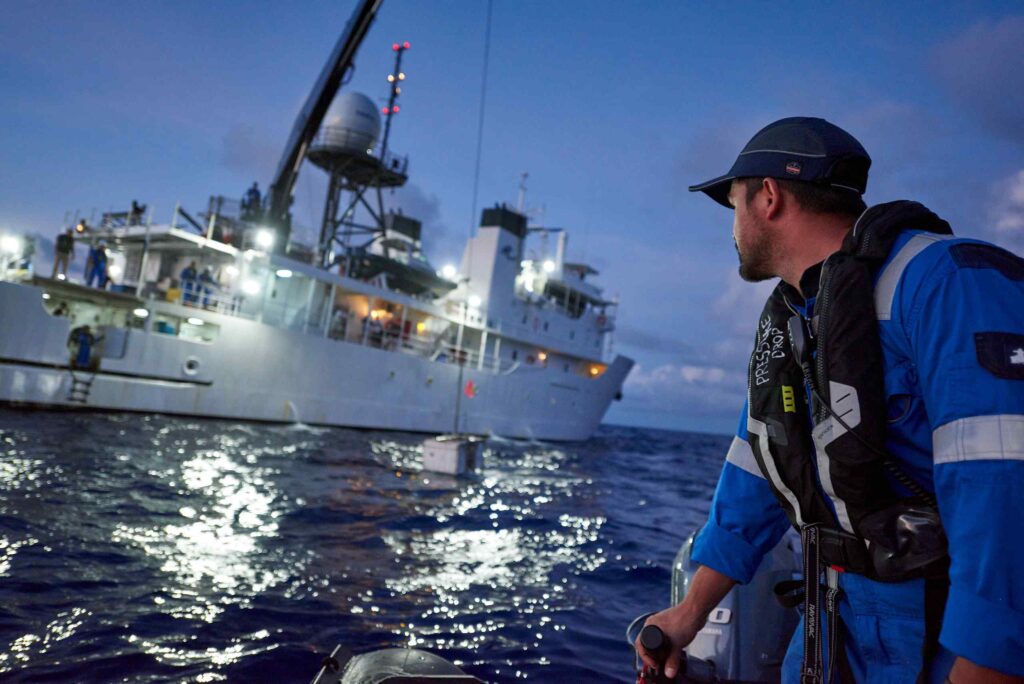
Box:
[688,117,871,208]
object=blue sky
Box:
[2,1,1023,434]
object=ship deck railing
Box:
[152,286,517,375]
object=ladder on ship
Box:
[68,371,95,404]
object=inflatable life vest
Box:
[746,201,951,582]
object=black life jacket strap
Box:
[801,524,824,684]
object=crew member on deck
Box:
[198,266,217,309]
[180,261,198,306]
[242,182,261,220]
[52,228,74,278]
[84,242,108,288]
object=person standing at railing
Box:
[84,242,108,288]
[241,182,261,221]
[198,266,218,309]
[180,261,198,306]
[52,228,74,278]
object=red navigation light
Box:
[392,43,400,51]
[382,107,389,114]
[393,105,400,113]
[403,41,410,49]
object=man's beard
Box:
[734,229,776,282]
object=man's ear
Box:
[762,177,784,221]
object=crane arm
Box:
[266,0,384,241]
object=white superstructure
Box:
[0,204,632,441]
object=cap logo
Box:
[785,161,802,175]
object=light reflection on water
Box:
[0,411,726,682]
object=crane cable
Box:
[468,0,493,238]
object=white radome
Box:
[322,92,382,153]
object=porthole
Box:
[183,357,201,376]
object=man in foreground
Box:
[638,118,1024,682]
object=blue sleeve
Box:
[690,402,790,584]
[901,241,1024,675]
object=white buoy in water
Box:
[421,434,485,476]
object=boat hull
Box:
[0,282,631,441]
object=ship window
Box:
[563,363,569,372]
[180,317,219,344]
[570,331,575,340]
[154,313,180,336]
[511,350,518,361]
[522,314,527,324]
[543,322,549,331]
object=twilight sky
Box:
[2,1,1023,434]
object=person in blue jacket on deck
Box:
[636,118,1024,683]
[84,242,108,288]
[180,260,198,306]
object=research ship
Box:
[0,0,632,441]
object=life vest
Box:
[746,200,952,582]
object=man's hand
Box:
[635,603,702,678]
[634,565,737,679]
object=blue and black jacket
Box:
[692,214,1024,675]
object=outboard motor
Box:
[631,528,801,683]
[311,645,483,684]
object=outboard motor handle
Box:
[635,624,675,684]
[629,620,719,684]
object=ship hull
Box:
[0,282,631,441]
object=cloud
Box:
[615,324,697,359]
[931,16,1024,145]
[711,268,776,337]
[989,169,1024,251]
[620,361,746,429]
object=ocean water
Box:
[0,409,727,683]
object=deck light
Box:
[1,235,21,254]
[41,293,51,300]
[187,317,204,326]
[467,295,481,308]
[108,264,122,279]
[538,352,548,362]
[224,265,239,278]
[242,279,261,295]
[388,74,395,83]
[441,264,457,280]
[275,269,293,278]
[255,229,274,250]
[133,308,149,318]
[542,260,555,273]
[416,321,426,334]
[56,274,66,281]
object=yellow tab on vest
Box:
[782,385,796,413]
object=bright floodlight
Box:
[255,229,275,250]
[542,259,555,273]
[242,279,261,295]
[1,235,21,254]
[187,317,205,326]
[441,264,457,280]
[133,308,149,318]
[275,269,293,278]
[108,264,122,279]
[56,273,66,281]
[468,294,482,308]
